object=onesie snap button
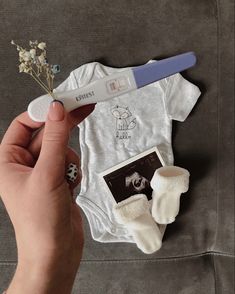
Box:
[111,228,116,233]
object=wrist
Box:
[7,252,80,294]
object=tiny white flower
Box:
[22,51,31,62]
[30,40,39,47]
[30,48,36,58]
[38,53,45,64]
[11,40,15,45]
[19,50,25,58]
[38,42,46,50]
[19,63,27,73]
[23,67,31,73]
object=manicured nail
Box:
[48,100,64,121]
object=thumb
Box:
[35,100,69,184]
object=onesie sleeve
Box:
[53,71,78,93]
[53,63,91,93]
[164,73,201,122]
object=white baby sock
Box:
[150,166,190,224]
[113,194,163,254]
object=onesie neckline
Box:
[95,59,156,79]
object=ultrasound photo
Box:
[99,147,165,203]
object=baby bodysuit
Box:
[54,60,201,243]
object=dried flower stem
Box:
[30,68,56,99]
[11,40,59,100]
[31,67,51,92]
[30,73,52,96]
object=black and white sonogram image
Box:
[102,150,163,203]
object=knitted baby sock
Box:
[150,166,190,224]
[113,194,163,254]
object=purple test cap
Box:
[132,52,197,88]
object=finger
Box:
[65,147,81,190]
[28,103,96,159]
[1,112,43,147]
[34,101,69,184]
[28,127,44,158]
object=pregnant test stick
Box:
[28,52,196,122]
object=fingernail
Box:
[48,100,64,121]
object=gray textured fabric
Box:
[0,264,16,293]
[73,254,216,294]
[0,0,234,293]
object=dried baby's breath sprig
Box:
[11,40,60,99]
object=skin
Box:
[0,101,96,294]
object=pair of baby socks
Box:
[113,166,190,254]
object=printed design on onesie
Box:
[110,105,136,140]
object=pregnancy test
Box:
[28,51,196,122]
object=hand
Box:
[0,101,95,293]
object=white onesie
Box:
[54,60,201,243]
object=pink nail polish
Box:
[48,100,64,121]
